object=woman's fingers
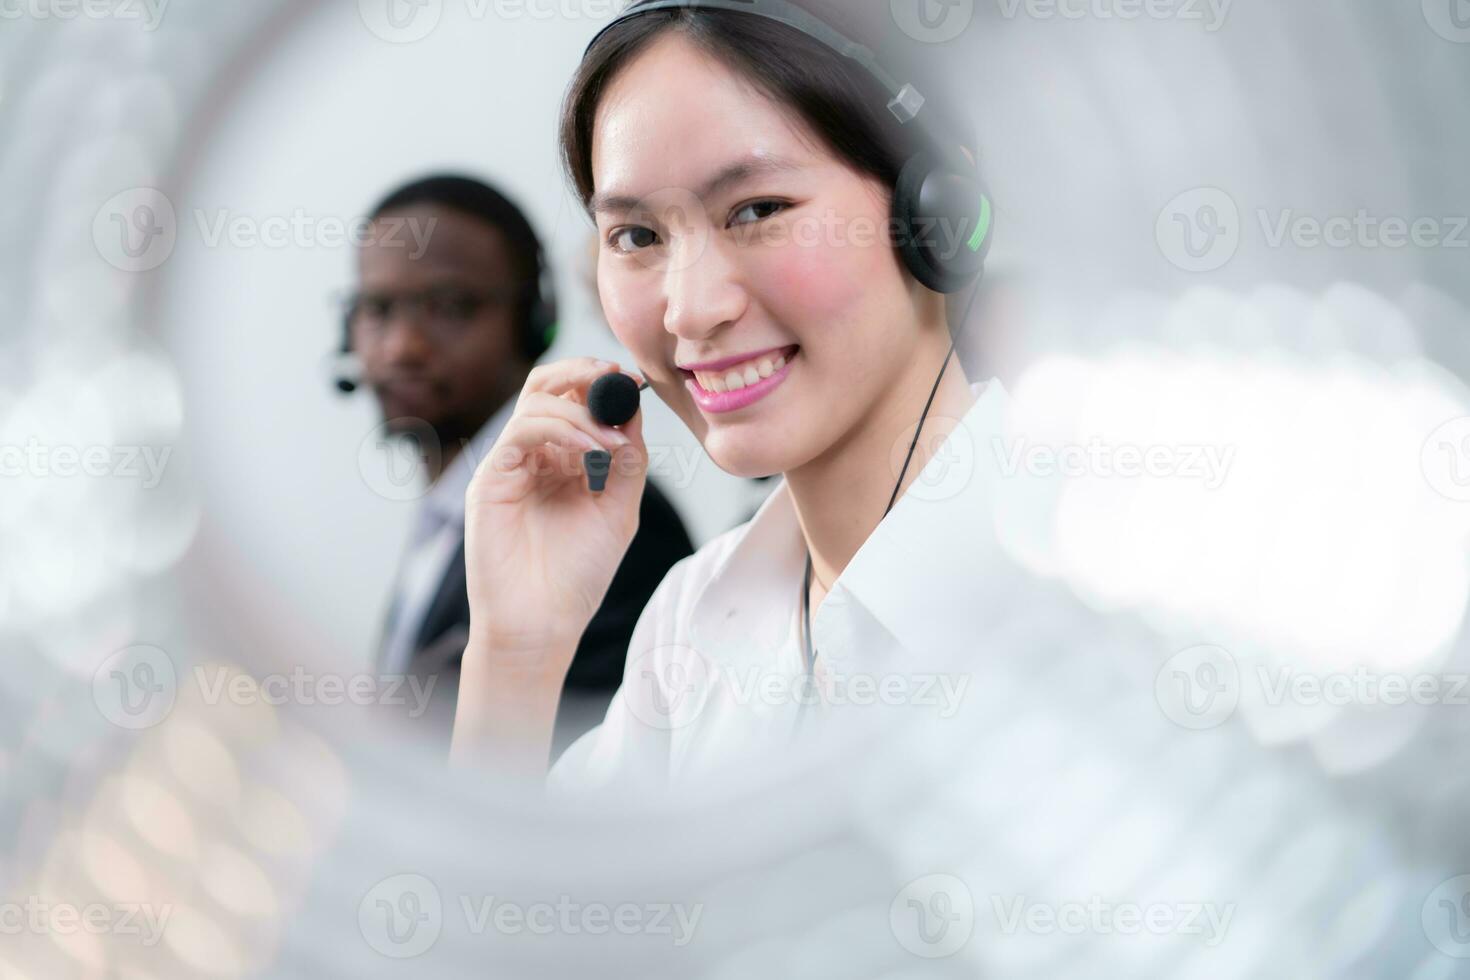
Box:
[489,416,605,472]
[478,357,649,499]
[517,391,631,450]
[523,358,646,402]
[611,398,648,469]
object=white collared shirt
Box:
[378,400,516,674]
[550,380,1024,797]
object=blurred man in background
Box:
[342,174,693,756]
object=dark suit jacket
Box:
[384,479,694,757]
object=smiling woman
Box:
[450,0,1001,788]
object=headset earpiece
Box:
[334,308,360,394]
[523,249,559,362]
[892,149,994,295]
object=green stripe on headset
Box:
[967,195,992,254]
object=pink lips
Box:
[683,347,797,414]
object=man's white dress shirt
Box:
[378,400,515,675]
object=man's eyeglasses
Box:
[343,285,519,341]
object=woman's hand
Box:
[462,357,649,680]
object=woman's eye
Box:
[730,200,788,226]
[610,226,659,253]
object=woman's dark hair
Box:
[371,174,545,340]
[559,0,973,213]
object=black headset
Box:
[584,0,994,295]
[334,239,559,395]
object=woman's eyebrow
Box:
[590,155,805,216]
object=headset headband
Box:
[585,0,942,145]
[586,0,991,295]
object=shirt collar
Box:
[689,471,809,665]
[688,380,1013,667]
[422,396,517,528]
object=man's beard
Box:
[381,412,484,465]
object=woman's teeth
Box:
[693,352,788,394]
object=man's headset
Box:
[584,0,994,295]
[334,240,559,395]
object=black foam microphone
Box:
[584,372,647,492]
[588,372,643,427]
